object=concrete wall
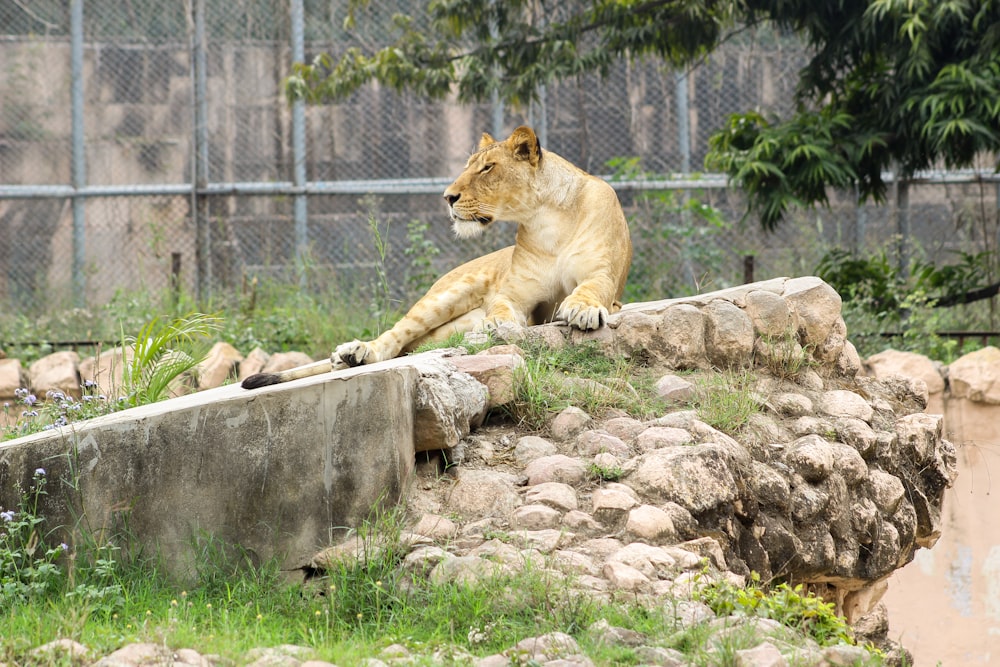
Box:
[0,362,418,581]
[883,396,1000,665]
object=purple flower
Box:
[24,394,37,406]
[34,468,46,476]
[0,510,14,522]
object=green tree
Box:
[707,0,1000,229]
[288,0,1000,230]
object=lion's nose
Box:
[444,192,460,206]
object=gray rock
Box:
[510,632,581,662]
[574,429,630,457]
[734,642,788,667]
[770,392,813,417]
[785,435,835,482]
[632,645,686,666]
[703,299,755,367]
[817,389,874,422]
[524,454,589,486]
[413,359,488,451]
[510,504,563,530]
[587,618,647,647]
[625,504,677,543]
[514,435,558,463]
[550,407,592,440]
[626,444,739,513]
[635,426,693,451]
[446,469,522,517]
[524,482,579,512]
[600,416,646,442]
[29,350,82,400]
[655,374,696,402]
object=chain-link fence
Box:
[2,0,998,320]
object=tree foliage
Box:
[708,0,1000,229]
[289,0,1000,230]
[286,0,737,104]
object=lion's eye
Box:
[479,163,494,174]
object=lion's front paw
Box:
[557,299,608,331]
[335,340,374,367]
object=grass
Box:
[0,272,373,368]
[420,332,769,442]
[689,368,763,437]
[499,340,670,430]
[0,475,881,666]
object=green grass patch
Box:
[500,341,669,430]
[689,368,763,437]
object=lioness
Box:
[242,125,632,389]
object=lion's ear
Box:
[478,132,497,150]
[509,126,541,166]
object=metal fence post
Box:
[675,69,695,284]
[896,176,910,280]
[854,183,867,253]
[192,0,210,301]
[291,0,308,279]
[675,71,690,173]
[70,0,86,307]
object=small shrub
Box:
[119,312,222,407]
[403,218,442,301]
[3,384,117,441]
[696,572,856,648]
[588,461,625,482]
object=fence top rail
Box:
[1,169,998,200]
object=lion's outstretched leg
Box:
[334,257,507,367]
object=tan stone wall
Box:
[883,393,1000,665]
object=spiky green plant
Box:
[119,313,222,407]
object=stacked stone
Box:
[372,276,957,661]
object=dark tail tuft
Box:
[241,373,281,390]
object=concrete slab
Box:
[0,362,419,580]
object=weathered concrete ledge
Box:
[0,360,422,580]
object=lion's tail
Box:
[241,359,334,390]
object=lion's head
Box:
[443,126,542,239]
